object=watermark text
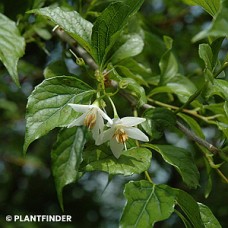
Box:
[5,215,72,222]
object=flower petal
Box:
[98,127,115,145]
[68,113,87,127]
[97,108,113,124]
[125,127,149,142]
[121,117,146,127]
[110,138,124,159]
[68,103,92,113]
[92,114,104,145]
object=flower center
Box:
[113,127,128,143]
[84,109,97,129]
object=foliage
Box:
[0,0,228,227]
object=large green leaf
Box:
[80,146,152,176]
[198,203,222,227]
[120,181,176,227]
[111,34,144,64]
[29,7,93,53]
[175,189,204,228]
[24,76,95,153]
[91,0,144,66]
[183,0,220,16]
[146,144,200,188]
[0,13,25,86]
[51,127,86,210]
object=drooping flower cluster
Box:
[68,103,149,158]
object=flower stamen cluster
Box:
[83,109,97,129]
[114,128,128,143]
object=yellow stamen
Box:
[84,109,96,129]
[114,128,128,143]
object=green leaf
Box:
[149,76,197,103]
[115,65,148,86]
[192,1,227,41]
[121,181,176,227]
[148,86,173,98]
[118,58,152,80]
[178,113,205,138]
[0,13,25,86]
[142,108,176,139]
[144,31,167,60]
[29,7,93,53]
[81,146,152,176]
[44,60,69,79]
[163,36,173,49]
[51,127,86,210]
[91,0,144,66]
[159,49,178,85]
[199,44,213,71]
[204,103,228,124]
[217,122,228,138]
[206,0,228,36]
[224,101,228,120]
[125,78,147,106]
[111,34,144,64]
[175,189,204,228]
[205,79,228,100]
[211,37,225,67]
[198,203,222,228]
[175,210,193,228]
[182,0,220,16]
[24,76,95,153]
[146,144,200,188]
[204,159,213,198]
[116,77,147,106]
[166,76,197,103]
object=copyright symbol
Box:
[6,215,12,222]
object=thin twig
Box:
[175,121,220,154]
[142,102,220,155]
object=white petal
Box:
[92,114,104,144]
[99,128,115,144]
[68,103,92,113]
[110,138,124,159]
[68,113,87,127]
[125,127,149,142]
[98,108,113,124]
[95,133,103,145]
[121,117,146,127]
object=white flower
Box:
[68,103,112,143]
[99,117,149,158]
